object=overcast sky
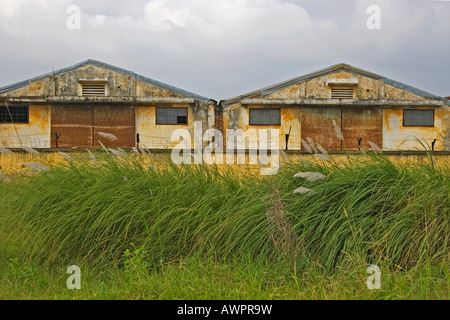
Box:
[0,0,449,100]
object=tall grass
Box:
[278,155,449,272]
[0,151,448,277]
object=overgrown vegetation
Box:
[0,149,448,299]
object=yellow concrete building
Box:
[1,61,448,153]
[222,63,450,152]
[0,60,214,149]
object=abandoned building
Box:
[0,61,449,152]
[0,59,214,149]
[221,63,450,152]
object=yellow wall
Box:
[223,104,301,150]
[136,105,195,149]
[224,71,449,151]
[0,105,51,148]
[0,65,188,99]
[265,71,426,101]
[1,152,449,176]
[1,64,213,150]
[383,107,448,151]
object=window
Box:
[81,84,106,96]
[0,106,29,123]
[249,108,281,126]
[331,88,354,99]
[156,107,188,125]
[403,109,434,127]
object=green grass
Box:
[0,151,448,299]
[1,254,448,300]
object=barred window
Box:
[0,106,29,123]
[249,108,281,126]
[156,107,188,125]
[403,109,434,127]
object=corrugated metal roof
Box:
[0,59,211,104]
[223,63,446,106]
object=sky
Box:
[0,0,449,100]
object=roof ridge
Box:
[223,63,443,105]
[0,59,211,103]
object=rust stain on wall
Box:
[266,84,301,100]
[383,108,446,151]
[51,105,94,148]
[0,105,50,148]
[262,71,428,101]
[224,68,449,152]
[224,105,301,150]
[384,85,425,101]
[1,63,212,150]
[301,107,341,150]
[93,106,136,148]
[136,105,196,149]
[51,105,136,148]
[342,108,382,150]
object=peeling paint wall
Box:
[0,65,192,99]
[0,105,50,148]
[383,107,448,151]
[224,71,447,151]
[136,80,186,99]
[301,107,342,150]
[136,102,213,149]
[342,108,382,150]
[0,79,55,97]
[444,114,450,150]
[265,71,425,101]
[223,103,301,150]
[1,64,212,149]
[137,104,193,149]
[50,105,136,148]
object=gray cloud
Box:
[0,0,449,99]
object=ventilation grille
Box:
[331,88,354,99]
[82,84,106,96]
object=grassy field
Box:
[0,148,448,300]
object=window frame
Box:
[249,108,281,126]
[402,109,435,127]
[155,107,189,125]
[0,105,30,124]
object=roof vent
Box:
[81,84,106,96]
[331,88,354,99]
[79,79,108,97]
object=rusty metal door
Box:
[52,105,136,148]
[51,105,94,148]
[342,108,382,150]
[301,107,342,150]
[93,106,136,148]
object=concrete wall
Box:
[383,107,449,151]
[265,71,426,101]
[136,102,215,149]
[223,104,301,150]
[0,64,212,149]
[137,104,193,149]
[0,65,188,99]
[0,105,50,148]
[223,71,449,151]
